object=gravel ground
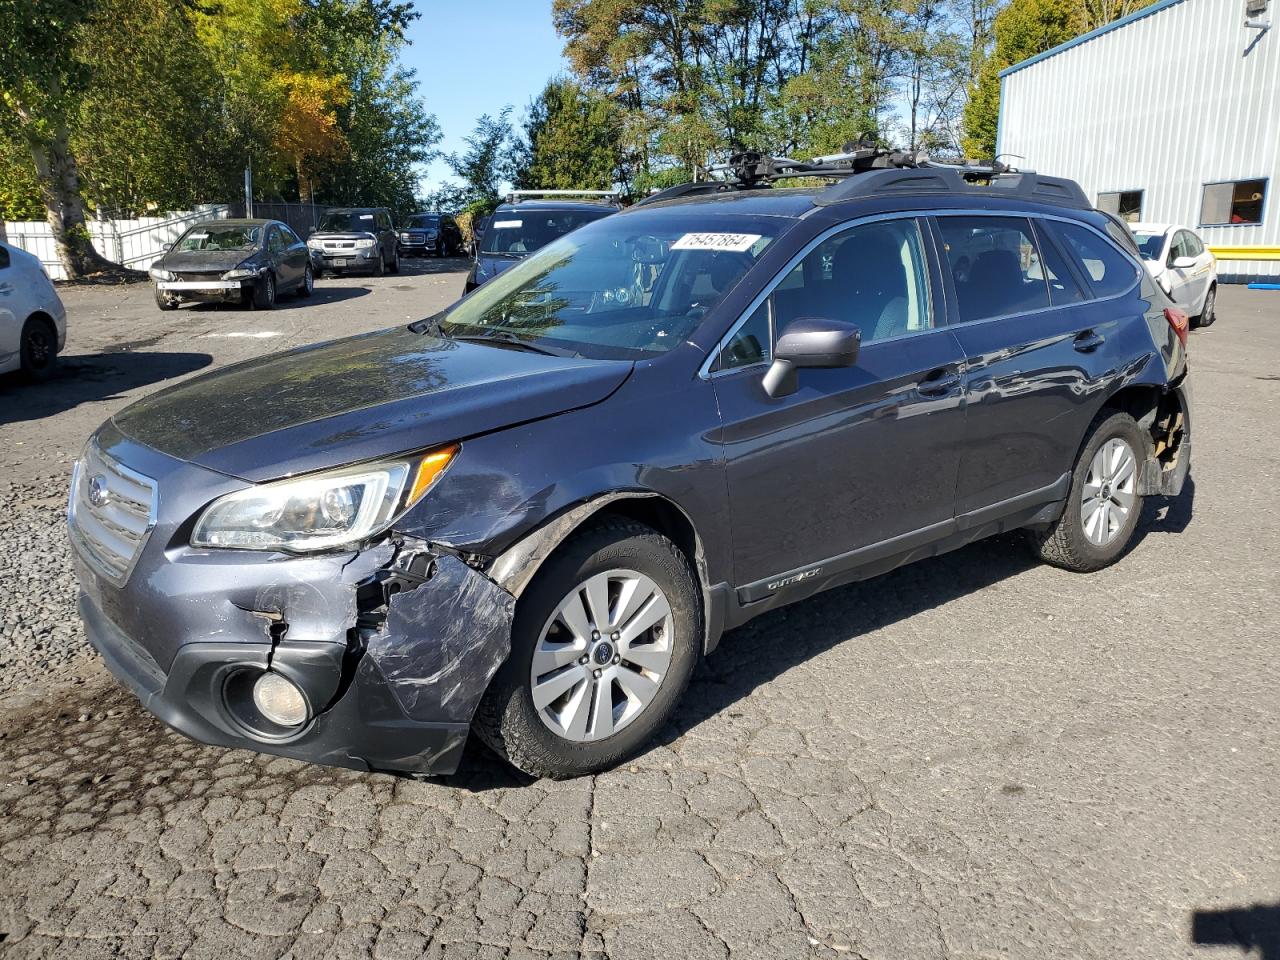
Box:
[0,480,92,700]
[0,283,1277,959]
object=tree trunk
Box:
[26,125,119,279]
[298,159,313,206]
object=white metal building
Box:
[998,0,1279,281]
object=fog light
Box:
[252,672,308,726]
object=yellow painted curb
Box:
[1207,246,1280,261]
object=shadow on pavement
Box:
[0,351,212,426]
[1191,901,1280,958]
[180,285,370,313]
[443,477,1198,788]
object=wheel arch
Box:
[1098,380,1189,497]
[487,490,720,655]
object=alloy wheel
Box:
[24,326,53,369]
[1081,437,1137,546]
[529,569,675,742]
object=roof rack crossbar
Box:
[629,145,1091,212]
[506,189,621,203]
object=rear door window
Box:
[937,217,1050,322]
[1031,221,1087,305]
[1048,221,1140,298]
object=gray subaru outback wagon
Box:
[69,150,1192,779]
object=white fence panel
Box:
[2,204,232,280]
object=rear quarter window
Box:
[1047,221,1140,299]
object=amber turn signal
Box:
[407,444,460,506]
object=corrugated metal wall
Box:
[999,0,1279,279]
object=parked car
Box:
[307,207,399,276]
[70,153,1192,781]
[150,219,313,310]
[398,212,462,258]
[0,240,66,380]
[1131,223,1217,327]
[464,191,620,293]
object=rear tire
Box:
[475,520,701,779]
[1192,284,1216,329]
[1028,411,1146,572]
[19,318,57,382]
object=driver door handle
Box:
[917,368,961,397]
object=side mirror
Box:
[307,226,315,237]
[762,317,861,398]
[161,242,172,253]
[1172,255,1196,269]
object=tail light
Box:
[1164,307,1189,348]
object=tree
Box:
[514,78,623,191]
[0,0,122,277]
[446,108,516,208]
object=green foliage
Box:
[514,78,623,190]
[445,107,517,206]
[0,0,439,225]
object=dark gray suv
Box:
[308,207,400,276]
[70,150,1192,780]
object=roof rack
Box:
[630,146,1092,211]
[506,189,621,204]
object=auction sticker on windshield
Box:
[672,232,762,252]
[493,220,523,229]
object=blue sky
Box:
[402,3,568,193]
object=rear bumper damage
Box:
[78,537,515,777]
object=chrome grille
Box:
[68,444,158,586]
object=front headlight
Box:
[191,445,458,552]
[150,266,175,281]
[354,238,375,249]
[307,239,324,249]
[222,265,260,280]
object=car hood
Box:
[160,250,256,273]
[311,232,377,241]
[111,325,633,481]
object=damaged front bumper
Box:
[78,545,514,776]
[71,434,517,776]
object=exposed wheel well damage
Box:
[1102,382,1189,497]
[487,491,715,653]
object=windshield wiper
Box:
[449,332,566,357]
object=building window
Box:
[1096,190,1143,222]
[1200,179,1267,226]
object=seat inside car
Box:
[961,248,1024,320]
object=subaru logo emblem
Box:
[87,474,109,508]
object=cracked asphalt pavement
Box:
[1,278,1277,959]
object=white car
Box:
[0,240,67,380]
[1131,223,1218,328]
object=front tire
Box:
[296,264,314,298]
[388,248,400,274]
[1029,411,1146,572]
[250,272,276,309]
[373,252,385,277]
[19,318,57,381]
[475,520,701,778]
[154,288,179,311]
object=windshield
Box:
[1133,231,1166,261]
[175,224,261,252]
[480,208,614,255]
[318,211,376,233]
[440,211,785,359]
[407,215,439,230]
